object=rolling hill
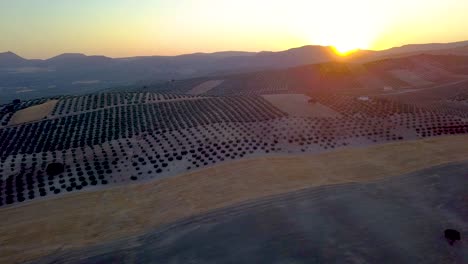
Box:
[1,40,467,104]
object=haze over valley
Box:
[2,40,468,104]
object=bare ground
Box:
[8,100,58,125]
[187,80,224,95]
[262,94,341,117]
[34,161,468,263]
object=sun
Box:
[306,31,370,57]
[329,37,366,56]
[331,45,360,56]
[299,1,381,57]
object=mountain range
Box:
[1,40,467,104]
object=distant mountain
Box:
[376,44,468,60]
[48,53,88,60]
[378,40,468,56]
[45,53,114,69]
[0,46,351,86]
[430,45,468,56]
[214,46,338,71]
[1,40,467,103]
[176,51,256,59]
[0,51,27,67]
[354,41,468,62]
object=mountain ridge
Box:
[1,40,468,104]
[2,40,467,61]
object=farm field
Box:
[2,75,468,205]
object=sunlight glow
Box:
[1,0,468,58]
[296,0,388,57]
[332,46,359,56]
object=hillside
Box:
[136,54,468,98]
[1,41,467,104]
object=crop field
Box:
[50,92,211,117]
[1,85,468,207]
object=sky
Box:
[1,0,468,59]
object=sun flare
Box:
[297,0,387,57]
[332,45,359,56]
[304,21,375,57]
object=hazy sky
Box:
[1,0,468,59]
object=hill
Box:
[0,46,347,104]
[374,40,468,57]
[0,51,27,67]
[1,41,467,104]
[138,54,468,98]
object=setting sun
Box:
[297,0,387,57]
[332,46,359,56]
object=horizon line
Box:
[2,39,468,61]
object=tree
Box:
[46,162,65,177]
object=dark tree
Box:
[4,105,14,112]
[444,229,461,246]
[46,163,65,177]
